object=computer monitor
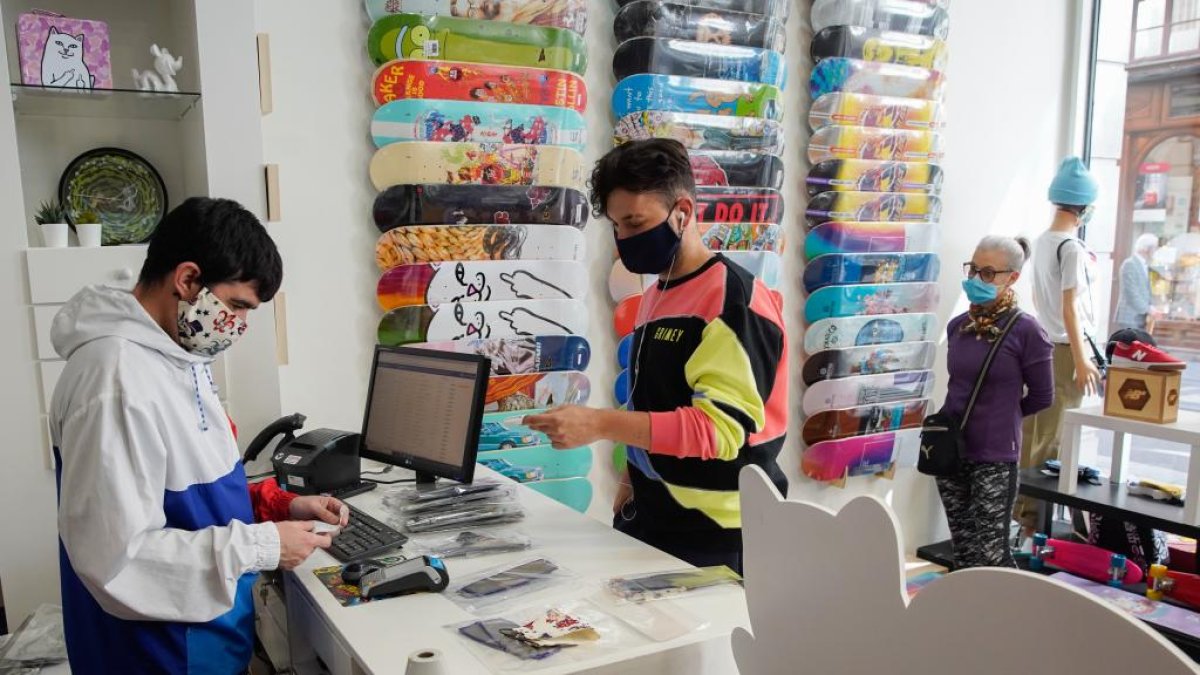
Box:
[359,345,489,485]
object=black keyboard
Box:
[327,505,408,562]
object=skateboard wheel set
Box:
[361,1,594,511]
[801,0,950,484]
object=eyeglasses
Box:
[962,263,1013,283]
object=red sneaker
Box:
[1110,340,1187,371]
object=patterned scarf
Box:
[961,288,1018,342]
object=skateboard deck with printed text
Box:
[809,92,945,131]
[802,429,919,482]
[690,151,785,189]
[804,282,940,322]
[810,58,945,100]
[476,445,592,479]
[804,313,939,354]
[377,260,586,310]
[364,0,588,35]
[414,335,590,374]
[806,160,943,196]
[696,186,783,224]
[367,14,587,73]
[369,142,585,191]
[373,184,588,231]
[371,59,586,110]
[616,0,789,19]
[615,111,784,154]
[485,371,591,411]
[805,221,940,260]
[613,37,787,88]
[615,1,785,51]
[808,126,945,164]
[801,341,936,386]
[810,26,948,69]
[811,0,950,39]
[1053,573,1200,640]
[803,252,940,293]
[375,225,585,269]
[525,477,592,512]
[699,222,784,252]
[802,399,930,445]
[802,370,934,416]
[806,191,942,226]
[378,299,587,346]
[612,73,782,121]
[372,100,587,151]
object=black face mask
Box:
[615,208,681,275]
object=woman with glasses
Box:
[937,236,1054,568]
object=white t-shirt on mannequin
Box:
[1031,230,1097,344]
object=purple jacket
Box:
[942,311,1054,463]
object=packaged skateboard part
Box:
[449,558,575,613]
[588,589,709,642]
[806,160,943,196]
[458,618,563,661]
[807,127,945,164]
[806,191,942,226]
[690,151,785,189]
[810,25,948,69]
[386,484,518,515]
[613,37,787,88]
[614,1,786,52]
[407,529,533,559]
[615,111,784,154]
[611,73,782,121]
[397,501,526,533]
[607,566,743,603]
[363,0,589,35]
[811,0,950,39]
[373,184,588,231]
[809,92,946,131]
[389,477,505,502]
[504,607,600,646]
[371,59,587,111]
[810,58,946,101]
[372,100,587,151]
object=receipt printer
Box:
[271,428,360,495]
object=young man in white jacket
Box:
[51,197,345,673]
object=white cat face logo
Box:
[50,27,83,57]
[41,26,94,89]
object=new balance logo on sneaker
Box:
[1110,340,1187,371]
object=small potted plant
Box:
[75,208,102,247]
[34,200,68,248]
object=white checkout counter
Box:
[281,467,750,674]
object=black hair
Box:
[1055,203,1088,216]
[1015,236,1031,269]
[138,197,283,301]
[588,139,696,219]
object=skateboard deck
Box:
[1149,566,1200,608]
[810,26,948,70]
[807,160,943,196]
[476,445,592,480]
[608,251,783,302]
[1030,537,1145,585]
[808,127,945,164]
[806,191,942,226]
[613,37,787,88]
[377,260,586,310]
[699,222,784,253]
[616,0,789,19]
[412,335,591,374]
[805,222,940,260]
[373,184,588,231]
[485,371,591,411]
[614,294,642,338]
[525,477,592,513]
[375,225,585,269]
[364,0,588,35]
[802,429,919,482]
[614,1,785,52]
[378,299,587,346]
[612,73,782,121]
[804,313,939,354]
[615,111,784,154]
[809,92,945,131]
[696,186,783,224]
[810,58,946,101]
[372,100,587,151]
[811,0,950,40]
[803,253,940,293]
[371,59,586,111]
[690,151,785,189]
[801,341,936,386]
[614,368,630,405]
[802,399,930,445]
[802,370,935,416]
[618,333,634,368]
[367,14,587,74]
[805,282,940,323]
[1054,572,1200,641]
[370,142,585,191]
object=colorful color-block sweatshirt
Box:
[626,255,788,545]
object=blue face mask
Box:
[962,277,999,304]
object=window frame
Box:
[1132,0,1200,63]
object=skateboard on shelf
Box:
[615,0,789,19]
[614,368,630,405]
[811,0,950,40]
[806,191,942,226]
[363,0,588,35]
[367,14,587,74]
[412,335,591,374]
[618,333,634,368]
[612,73,782,121]
[696,186,783,224]
[614,1,786,52]
[607,251,783,302]
[690,151,785,189]
[805,282,940,323]
[476,445,592,480]
[805,222,940,260]
[525,477,592,513]
[613,37,787,88]
[480,409,552,448]
[485,371,591,411]
[375,225,585,269]
[808,127,945,164]
[699,222,784,253]
[801,341,936,386]
[807,160,943,196]
[804,312,939,354]
[1054,572,1200,641]
[1027,534,1145,585]
[809,92,945,131]
[810,58,945,101]
[376,260,586,310]
[803,252,940,293]
[802,370,935,416]
[615,111,784,154]
[613,294,642,337]
[810,26,948,70]
[369,142,585,191]
[378,299,588,346]
[372,100,587,151]
[802,429,919,484]
[801,399,930,445]
[1148,565,1200,608]
[371,59,587,111]
[373,184,589,231]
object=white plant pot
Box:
[76,222,103,248]
[40,222,68,248]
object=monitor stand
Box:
[414,470,438,486]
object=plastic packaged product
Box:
[384,485,519,516]
[396,501,526,534]
[606,566,743,603]
[407,529,533,559]
[388,478,506,503]
[448,557,576,614]
[588,590,710,642]
[0,604,67,669]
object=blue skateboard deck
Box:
[477,445,592,480]
[612,73,782,121]
[805,221,940,260]
[804,282,939,323]
[614,369,630,405]
[615,111,784,154]
[413,335,591,374]
[617,334,634,368]
[372,100,587,151]
[803,313,938,354]
[803,253,940,293]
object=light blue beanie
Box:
[1048,156,1098,206]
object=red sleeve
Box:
[249,478,297,523]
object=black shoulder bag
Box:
[918,309,1023,477]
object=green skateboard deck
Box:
[476,445,592,479]
[370,142,586,191]
[525,477,592,512]
[364,0,588,35]
[378,299,588,346]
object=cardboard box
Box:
[1104,367,1181,424]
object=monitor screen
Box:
[359,346,488,483]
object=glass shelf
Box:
[10,84,201,121]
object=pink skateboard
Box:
[801,429,918,484]
[1028,534,1144,585]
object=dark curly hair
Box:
[588,139,696,219]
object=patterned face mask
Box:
[177,287,247,357]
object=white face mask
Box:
[177,287,248,357]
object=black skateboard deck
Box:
[613,37,786,88]
[373,184,589,232]
[616,0,789,20]
[614,1,785,52]
[810,25,947,70]
[696,186,783,224]
[690,151,784,189]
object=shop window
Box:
[1134,0,1200,61]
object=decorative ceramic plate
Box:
[59,147,168,245]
